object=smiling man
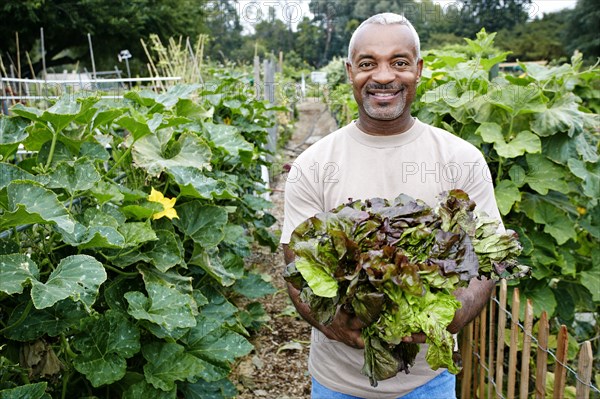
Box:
[281,13,502,399]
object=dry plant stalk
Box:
[141,33,208,88]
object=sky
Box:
[235,0,579,33]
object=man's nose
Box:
[371,64,395,84]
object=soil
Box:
[231,99,338,399]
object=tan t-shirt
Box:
[281,119,502,398]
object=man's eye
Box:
[394,60,408,67]
[359,62,374,68]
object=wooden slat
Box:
[495,279,508,397]
[519,299,533,399]
[473,315,480,397]
[554,325,569,398]
[478,305,487,399]
[576,341,593,399]
[507,288,520,399]
[488,295,496,399]
[535,311,549,399]
[461,322,474,399]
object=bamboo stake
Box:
[519,299,533,399]
[140,38,162,91]
[495,279,508,397]
[15,32,21,96]
[554,325,569,398]
[479,305,487,399]
[576,341,593,399]
[488,293,496,399]
[507,288,520,399]
[535,311,549,399]
[26,52,37,80]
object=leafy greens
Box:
[284,190,529,387]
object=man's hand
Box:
[321,305,366,349]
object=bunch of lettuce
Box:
[284,190,529,387]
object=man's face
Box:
[346,24,423,122]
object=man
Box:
[281,13,502,399]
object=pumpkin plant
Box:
[0,74,283,398]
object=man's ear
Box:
[345,60,353,83]
[416,58,424,81]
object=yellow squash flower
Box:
[148,188,179,220]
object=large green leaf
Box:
[189,246,236,287]
[156,84,202,107]
[3,299,88,341]
[0,163,35,190]
[519,193,577,244]
[142,342,205,391]
[168,166,238,199]
[523,154,570,195]
[72,311,141,387]
[477,123,540,158]
[115,111,156,141]
[494,179,521,216]
[580,270,600,302]
[182,320,253,382]
[0,116,29,160]
[174,202,228,247]
[30,255,107,310]
[523,284,557,318]
[45,158,101,193]
[125,267,197,334]
[122,380,177,399]
[0,382,49,399]
[41,96,82,132]
[232,272,276,299]
[0,254,39,295]
[132,131,212,177]
[568,159,599,200]
[204,122,254,158]
[118,222,158,247]
[531,93,584,137]
[1,180,76,233]
[178,379,237,399]
[488,83,545,117]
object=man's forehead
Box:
[351,24,417,59]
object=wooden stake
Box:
[535,311,549,399]
[576,341,593,399]
[507,288,520,399]
[495,279,508,397]
[519,299,533,399]
[479,305,487,399]
[553,325,569,398]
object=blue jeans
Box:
[311,370,457,399]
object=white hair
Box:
[347,13,421,63]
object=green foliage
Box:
[0,74,280,397]
[412,31,599,345]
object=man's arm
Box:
[283,244,365,349]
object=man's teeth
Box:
[373,93,395,97]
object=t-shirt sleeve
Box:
[280,162,324,244]
[458,151,505,232]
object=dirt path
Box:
[232,99,338,399]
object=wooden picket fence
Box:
[458,279,598,399]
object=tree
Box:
[564,0,600,61]
[0,0,204,75]
[496,12,571,62]
[295,17,325,67]
[452,0,532,38]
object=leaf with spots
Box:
[0,254,39,295]
[181,315,253,382]
[0,180,76,233]
[72,311,140,387]
[125,267,197,335]
[30,255,107,310]
[122,380,177,399]
[3,299,88,341]
[173,202,228,248]
[45,158,101,194]
[142,342,205,391]
[178,378,238,399]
